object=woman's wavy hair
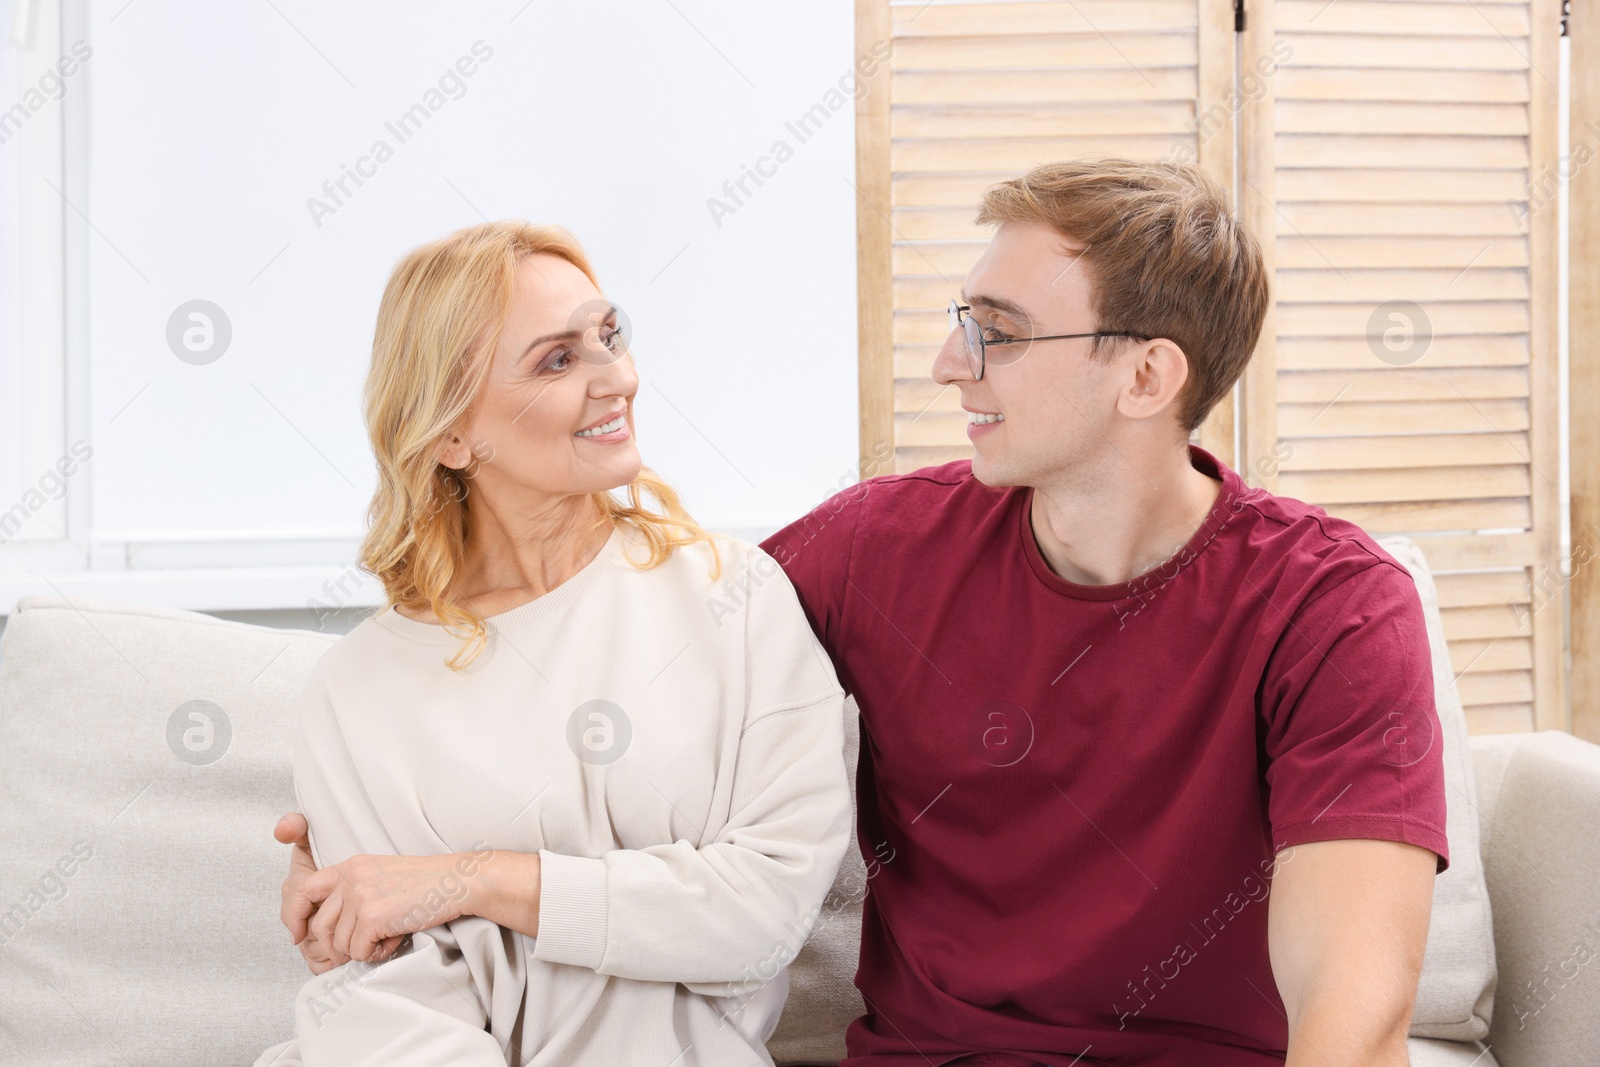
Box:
[358,220,722,671]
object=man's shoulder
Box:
[1237,481,1421,616]
[759,459,1013,608]
[813,457,980,502]
[869,458,979,490]
[767,459,991,543]
[840,458,1001,521]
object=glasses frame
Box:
[948,300,1150,380]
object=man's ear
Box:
[1120,338,1190,420]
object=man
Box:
[752,157,1445,1066]
[278,158,1447,1065]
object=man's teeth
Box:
[576,415,626,437]
[968,412,1005,425]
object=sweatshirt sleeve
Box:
[530,542,855,990]
[291,654,535,1063]
[293,659,397,871]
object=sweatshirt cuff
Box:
[530,849,609,970]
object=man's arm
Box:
[1267,838,1436,1067]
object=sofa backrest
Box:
[0,596,336,1065]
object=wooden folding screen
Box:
[1239,0,1564,733]
[1570,0,1600,742]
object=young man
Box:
[754,158,1446,1066]
[277,159,1447,1065]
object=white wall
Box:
[0,0,863,612]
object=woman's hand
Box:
[301,848,477,965]
[276,812,543,966]
[275,812,404,973]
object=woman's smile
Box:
[574,409,630,442]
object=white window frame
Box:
[0,0,381,614]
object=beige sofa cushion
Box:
[1471,730,1600,1066]
[1375,535,1497,1040]
[0,595,337,1065]
[1407,1036,1500,1065]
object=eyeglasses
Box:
[948,300,1150,381]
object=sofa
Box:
[0,534,1596,1065]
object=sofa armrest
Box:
[1469,731,1600,1066]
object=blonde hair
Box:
[358,220,721,670]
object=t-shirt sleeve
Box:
[757,481,868,662]
[1259,560,1451,874]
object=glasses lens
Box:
[962,314,984,378]
[985,332,1029,370]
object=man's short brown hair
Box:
[975,158,1268,436]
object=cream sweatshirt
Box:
[252,524,854,1066]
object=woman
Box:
[252,221,853,1065]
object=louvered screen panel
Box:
[1241,0,1565,733]
[873,0,1237,472]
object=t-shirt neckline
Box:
[373,524,630,644]
[1019,443,1242,602]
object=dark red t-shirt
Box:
[759,444,1449,1067]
